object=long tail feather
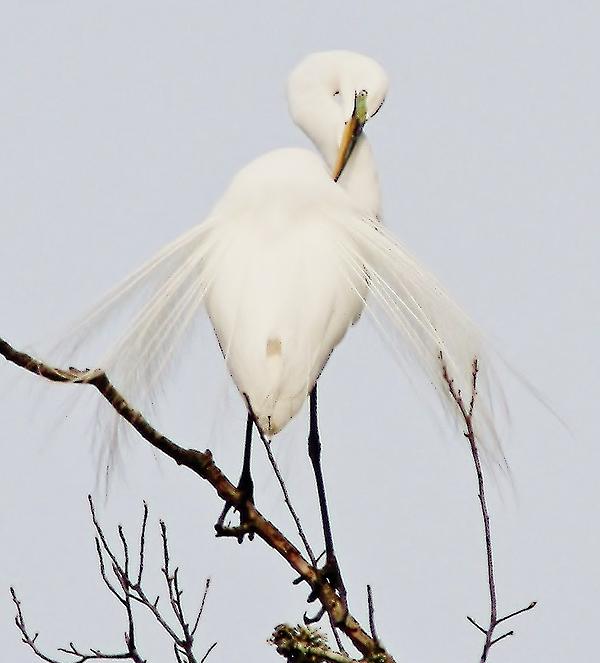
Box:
[339,214,507,467]
[39,217,225,474]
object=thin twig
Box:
[11,586,140,663]
[243,394,317,567]
[441,353,535,662]
[253,414,347,654]
[137,502,149,587]
[495,601,537,626]
[94,536,126,606]
[366,585,379,647]
[199,642,218,663]
[192,579,211,637]
[466,616,487,635]
[254,396,349,656]
[262,435,317,565]
[10,499,217,663]
[490,630,513,646]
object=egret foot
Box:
[306,556,347,604]
[214,474,255,544]
[214,412,256,543]
[300,553,348,625]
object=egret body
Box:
[50,50,501,595]
[205,52,387,435]
[62,50,497,465]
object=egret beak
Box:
[332,90,368,182]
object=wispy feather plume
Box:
[338,214,507,468]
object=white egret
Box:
[56,51,501,594]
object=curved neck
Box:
[335,134,380,218]
[290,96,381,218]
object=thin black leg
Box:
[215,412,254,541]
[307,384,346,601]
[239,412,255,498]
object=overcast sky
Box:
[1,3,599,662]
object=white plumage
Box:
[205,148,368,434]
[55,51,502,463]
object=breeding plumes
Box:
[59,51,500,457]
[65,53,497,449]
[49,51,506,495]
[46,50,505,593]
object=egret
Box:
[57,51,500,596]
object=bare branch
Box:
[495,601,537,626]
[1,336,393,663]
[258,427,347,654]
[466,616,487,635]
[94,536,126,606]
[490,631,513,646]
[366,585,379,647]
[12,586,63,663]
[191,579,211,637]
[244,394,317,567]
[12,585,134,662]
[262,435,317,565]
[249,395,349,656]
[440,353,535,662]
[199,642,218,663]
[10,500,217,663]
[173,643,185,663]
[136,502,149,587]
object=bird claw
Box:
[296,557,347,614]
[303,605,326,625]
[293,557,349,627]
[214,519,254,544]
[214,494,255,544]
[314,558,347,602]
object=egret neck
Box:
[287,52,385,219]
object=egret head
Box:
[287,51,388,180]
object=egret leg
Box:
[237,411,255,502]
[215,412,255,542]
[307,384,347,601]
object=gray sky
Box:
[1,3,598,662]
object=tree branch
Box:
[1,336,393,663]
[366,585,379,648]
[11,500,216,663]
[440,353,535,662]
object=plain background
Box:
[1,3,598,662]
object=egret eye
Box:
[333,90,340,96]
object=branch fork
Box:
[11,499,215,663]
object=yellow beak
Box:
[332,90,368,182]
